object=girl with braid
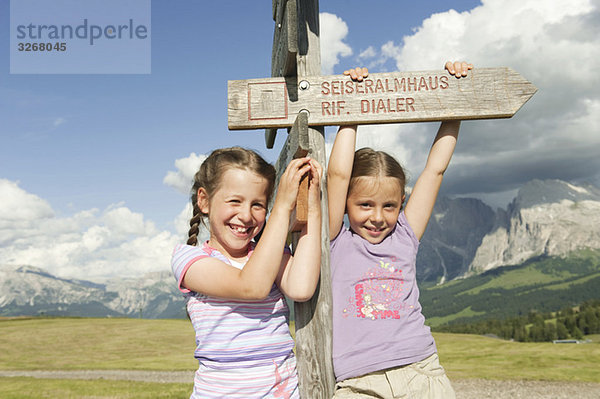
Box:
[171,147,322,398]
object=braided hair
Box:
[186,147,276,246]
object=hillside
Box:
[420,249,600,327]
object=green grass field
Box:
[0,317,197,371]
[1,317,598,398]
[436,333,599,382]
[0,377,191,399]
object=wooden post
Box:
[266,0,336,396]
[274,112,310,232]
[266,0,298,149]
[267,0,308,232]
[269,0,336,396]
[291,1,337,398]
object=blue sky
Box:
[1,0,599,280]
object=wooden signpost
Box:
[228,67,537,130]
[228,1,536,397]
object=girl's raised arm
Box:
[404,61,472,240]
[327,125,357,241]
[276,159,322,302]
[404,121,460,240]
[327,67,368,241]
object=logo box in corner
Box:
[10,0,151,74]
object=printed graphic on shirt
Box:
[342,257,413,320]
[273,359,294,399]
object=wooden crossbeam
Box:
[228,67,537,130]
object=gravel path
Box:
[451,379,600,399]
[2,370,600,398]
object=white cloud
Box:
[0,179,179,281]
[358,46,376,60]
[53,117,66,127]
[392,0,597,75]
[324,0,600,197]
[0,179,54,223]
[174,203,210,245]
[174,203,194,238]
[163,152,213,250]
[163,152,207,194]
[103,205,156,237]
[355,44,389,71]
[319,12,352,74]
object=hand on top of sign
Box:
[343,67,369,82]
[445,61,473,78]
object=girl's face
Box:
[199,168,269,261]
[346,176,404,244]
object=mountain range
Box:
[0,265,186,319]
[418,179,600,283]
[1,178,599,320]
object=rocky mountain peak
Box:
[469,180,600,274]
[416,179,600,281]
[0,264,185,318]
[511,179,600,211]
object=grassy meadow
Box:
[1,317,599,398]
[437,333,600,382]
[0,317,197,371]
[0,378,191,399]
[0,317,196,398]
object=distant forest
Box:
[433,299,600,342]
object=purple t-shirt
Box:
[330,211,437,381]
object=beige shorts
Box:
[332,353,455,399]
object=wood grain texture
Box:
[266,0,298,148]
[228,67,537,130]
[292,1,336,398]
[271,0,297,78]
[273,112,309,232]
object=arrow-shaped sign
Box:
[228,67,537,130]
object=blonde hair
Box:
[349,147,406,199]
[187,147,276,246]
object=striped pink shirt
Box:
[171,242,298,398]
